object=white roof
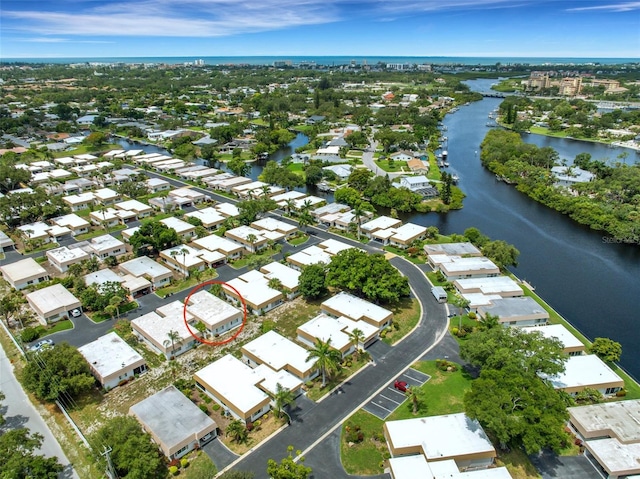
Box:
[298,313,378,351]
[271,190,307,203]
[391,222,427,242]
[161,245,205,268]
[586,439,640,477]
[215,202,240,218]
[293,195,324,209]
[1,257,48,282]
[84,269,122,288]
[361,215,401,232]
[18,221,51,239]
[322,292,391,323]
[287,245,331,267]
[386,414,495,461]
[253,364,302,396]
[312,203,350,216]
[25,283,80,314]
[439,256,500,274]
[543,355,623,390]
[388,455,433,479]
[251,217,297,234]
[260,262,300,290]
[242,330,316,374]
[193,234,243,254]
[569,399,640,444]
[52,213,90,229]
[186,290,242,330]
[157,300,195,321]
[115,199,152,212]
[90,234,125,253]
[317,238,354,255]
[94,187,119,200]
[160,217,195,235]
[460,293,503,309]
[195,355,269,415]
[79,332,144,379]
[226,225,268,242]
[454,276,523,296]
[522,324,584,351]
[63,192,95,205]
[146,177,169,187]
[47,246,90,264]
[184,207,225,226]
[132,311,197,347]
[424,242,482,257]
[224,270,282,308]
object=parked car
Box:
[70,309,82,318]
[29,339,54,353]
[394,380,408,392]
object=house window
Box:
[605,387,620,395]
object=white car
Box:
[70,309,82,318]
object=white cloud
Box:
[565,1,640,12]
[3,0,342,37]
[22,37,115,44]
[369,0,536,14]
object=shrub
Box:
[21,327,40,343]
[180,458,189,469]
[261,320,276,333]
[468,311,477,320]
[451,327,459,336]
[392,321,400,331]
[212,403,221,411]
[169,465,179,476]
[253,420,262,429]
[199,404,209,414]
[246,422,254,432]
[616,389,627,397]
[169,459,179,467]
[345,423,364,443]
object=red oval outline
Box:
[182,280,248,346]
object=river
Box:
[119,83,640,380]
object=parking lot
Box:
[363,368,431,419]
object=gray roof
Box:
[130,386,216,450]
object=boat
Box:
[451,174,459,184]
[442,150,448,159]
[443,161,450,167]
[486,122,495,127]
[317,182,331,192]
[438,161,445,168]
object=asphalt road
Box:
[0,344,79,479]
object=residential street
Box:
[0,344,80,479]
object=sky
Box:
[1,0,639,59]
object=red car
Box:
[394,380,408,392]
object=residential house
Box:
[222,270,283,316]
[297,313,379,358]
[46,246,90,272]
[322,292,393,331]
[542,354,624,397]
[0,258,50,290]
[119,256,173,290]
[25,284,81,325]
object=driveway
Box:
[529,449,604,479]
[363,368,430,420]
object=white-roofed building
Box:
[119,256,173,289]
[168,187,207,205]
[297,313,379,357]
[541,354,624,397]
[186,290,243,336]
[0,257,50,290]
[225,225,269,253]
[317,238,354,256]
[322,292,393,331]
[286,245,332,271]
[82,234,126,260]
[46,246,90,272]
[115,199,153,219]
[159,245,205,277]
[93,187,120,205]
[568,399,640,479]
[129,386,217,460]
[384,413,498,471]
[389,456,513,479]
[424,242,482,258]
[223,270,283,316]
[241,330,318,383]
[453,276,523,298]
[160,217,196,240]
[192,234,244,261]
[431,255,501,281]
[78,332,147,390]
[214,202,240,218]
[62,192,95,211]
[251,217,297,239]
[360,216,402,238]
[194,354,272,424]
[51,213,90,236]
[131,307,201,359]
[260,262,300,298]
[523,324,586,356]
[184,207,226,230]
[146,177,171,193]
[0,230,15,252]
[25,283,81,324]
[477,296,549,327]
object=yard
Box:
[374,159,407,172]
[382,297,421,345]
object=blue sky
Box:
[1,0,639,59]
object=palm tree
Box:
[406,386,420,415]
[273,382,295,420]
[306,338,341,388]
[348,328,365,359]
[109,295,124,320]
[246,233,258,253]
[451,295,470,330]
[284,199,296,215]
[268,277,284,292]
[297,211,314,233]
[260,184,271,197]
[169,249,179,275]
[226,419,248,444]
[180,247,189,278]
[163,329,181,359]
[352,204,365,239]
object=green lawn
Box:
[229,247,280,269]
[383,245,425,264]
[75,225,125,241]
[88,301,139,323]
[288,234,309,246]
[155,269,219,298]
[182,451,217,479]
[374,159,407,173]
[42,320,74,336]
[382,298,421,345]
[388,360,473,420]
[340,410,387,476]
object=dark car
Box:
[394,380,408,392]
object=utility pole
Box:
[101,446,117,479]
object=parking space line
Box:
[366,402,393,414]
[379,394,402,405]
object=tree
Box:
[326,249,410,304]
[304,165,323,185]
[297,211,314,232]
[406,386,421,415]
[227,157,250,177]
[22,342,95,402]
[306,338,341,388]
[164,330,181,359]
[450,295,470,330]
[246,233,258,252]
[85,131,107,149]
[226,420,249,444]
[348,328,365,358]
[92,416,166,479]
[482,240,520,269]
[0,427,63,479]
[0,293,22,328]
[129,220,181,256]
[266,446,312,479]
[273,383,295,419]
[298,264,328,300]
[347,168,373,191]
[589,337,622,363]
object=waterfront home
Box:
[541,354,624,397]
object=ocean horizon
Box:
[1,55,638,66]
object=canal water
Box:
[119,83,640,380]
